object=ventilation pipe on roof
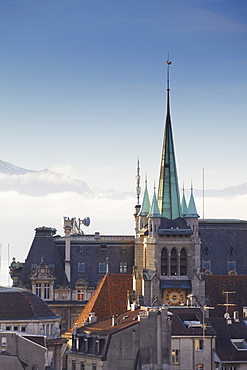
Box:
[234,311,240,322]
[131,300,138,311]
[112,315,117,326]
[95,232,100,239]
[224,312,232,324]
[89,312,97,324]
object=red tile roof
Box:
[68,274,132,333]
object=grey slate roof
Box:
[208,317,247,362]
[0,287,58,320]
[18,226,68,289]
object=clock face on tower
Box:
[165,288,185,305]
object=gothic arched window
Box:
[171,248,178,276]
[161,248,168,275]
[180,248,187,276]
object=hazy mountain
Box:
[0,159,134,199]
[0,159,34,175]
[0,159,92,197]
[194,183,247,198]
[1,159,246,199]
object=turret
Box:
[148,187,161,237]
[136,178,150,233]
[184,185,199,238]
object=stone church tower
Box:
[134,62,205,307]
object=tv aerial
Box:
[65,217,90,235]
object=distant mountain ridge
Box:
[0,159,134,199]
[0,159,34,175]
[0,159,246,199]
[0,159,92,196]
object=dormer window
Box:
[77,290,84,301]
[231,339,247,350]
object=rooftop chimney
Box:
[112,315,117,326]
[89,312,97,324]
[95,232,100,239]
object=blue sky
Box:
[0,0,247,283]
[1,0,247,191]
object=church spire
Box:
[158,60,181,219]
[181,185,188,217]
[187,183,199,218]
[148,184,161,218]
[139,177,150,216]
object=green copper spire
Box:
[181,186,188,217]
[148,186,162,218]
[139,179,150,216]
[187,184,199,218]
[158,60,181,219]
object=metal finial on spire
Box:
[166,54,172,92]
[136,158,141,205]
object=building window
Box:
[6,326,11,331]
[171,248,178,276]
[195,339,204,350]
[120,262,127,273]
[202,260,211,272]
[171,349,179,364]
[95,338,100,354]
[161,247,168,275]
[100,244,107,250]
[180,247,187,276]
[21,326,26,332]
[72,360,76,370]
[92,364,97,370]
[80,246,83,252]
[31,264,37,270]
[36,283,41,297]
[77,290,84,301]
[203,245,209,256]
[44,283,50,299]
[98,262,106,274]
[46,324,49,335]
[196,364,204,370]
[78,262,85,273]
[81,363,85,370]
[84,337,88,352]
[13,326,18,331]
[32,366,39,370]
[227,260,236,273]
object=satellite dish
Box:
[83,217,90,227]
